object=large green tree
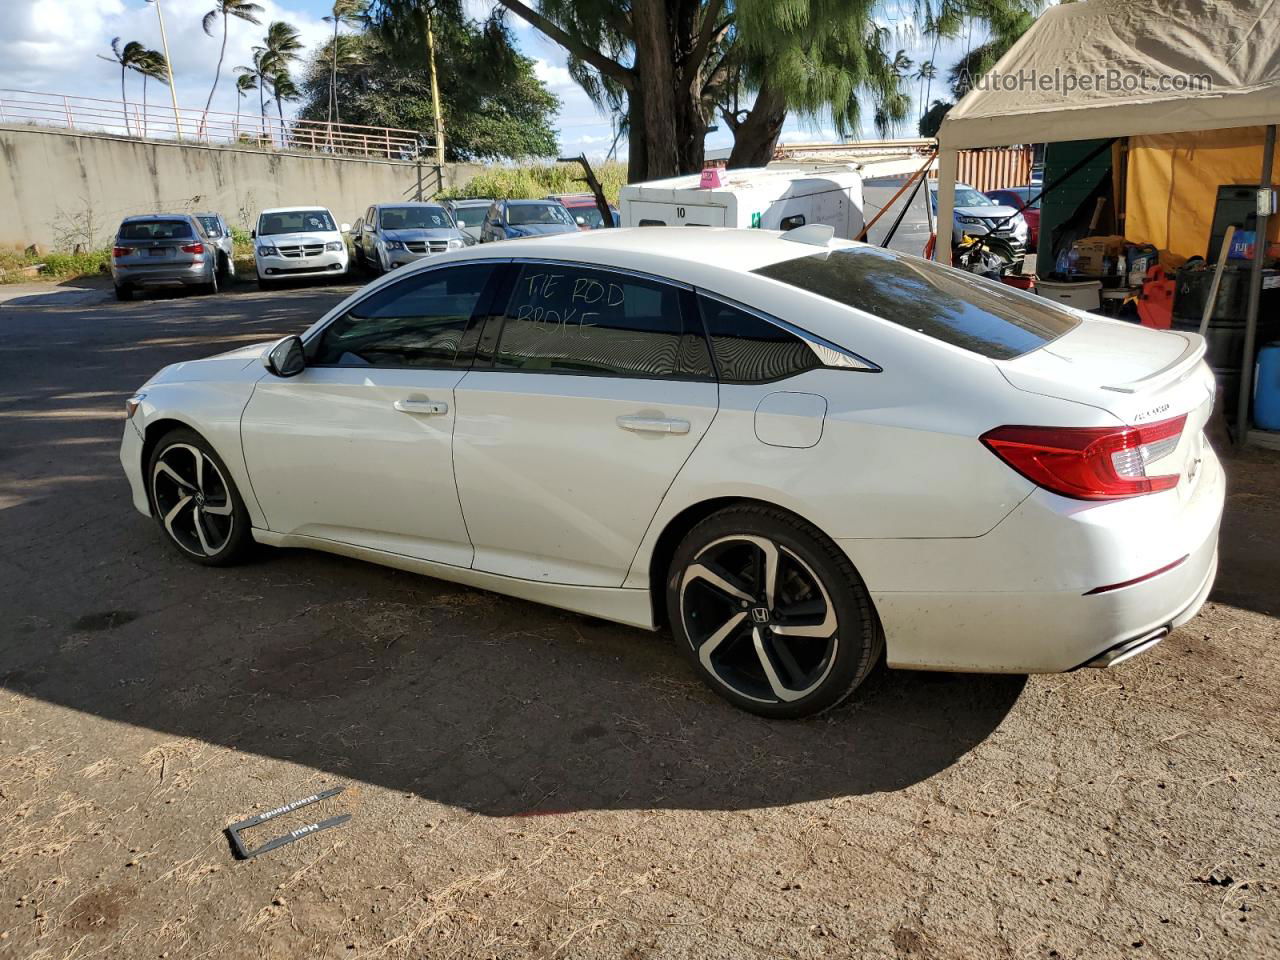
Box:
[488,0,1038,181]
[295,20,559,162]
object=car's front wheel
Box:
[147,428,253,566]
[667,506,882,719]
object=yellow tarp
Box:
[1125,127,1280,260]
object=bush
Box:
[0,246,110,283]
[440,161,628,206]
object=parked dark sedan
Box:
[479,199,579,242]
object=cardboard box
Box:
[1073,235,1127,276]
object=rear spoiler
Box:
[1100,332,1207,395]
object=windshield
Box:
[507,203,572,226]
[931,187,994,211]
[380,206,452,230]
[119,220,193,241]
[196,216,223,237]
[452,206,487,228]
[752,246,1080,360]
[258,210,336,235]
[1001,188,1040,210]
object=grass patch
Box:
[441,162,628,206]
[0,246,111,284]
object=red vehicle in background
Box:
[547,193,621,230]
[986,187,1040,251]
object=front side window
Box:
[119,220,193,241]
[506,203,573,227]
[310,264,494,368]
[494,265,712,379]
[258,210,336,235]
[698,296,821,384]
[753,246,1079,360]
[380,206,452,230]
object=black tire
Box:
[146,428,253,567]
[114,283,133,301]
[256,275,270,290]
[204,267,219,296]
[666,505,883,719]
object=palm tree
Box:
[201,0,264,124]
[254,21,304,143]
[234,53,268,131]
[915,60,938,120]
[234,71,257,138]
[891,49,914,82]
[98,38,150,136]
[137,49,170,138]
[323,0,366,126]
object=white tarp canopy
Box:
[937,0,1280,151]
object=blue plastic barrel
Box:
[1256,342,1280,431]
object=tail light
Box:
[180,242,205,254]
[112,246,133,258]
[981,415,1187,500]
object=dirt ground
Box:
[1,279,1278,960]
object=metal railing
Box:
[0,88,426,161]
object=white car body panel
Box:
[240,366,473,567]
[452,371,718,586]
[120,227,1226,675]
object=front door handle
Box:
[393,399,449,416]
[616,415,690,435]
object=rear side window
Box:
[119,220,193,241]
[697,296,821,383]
[494,265,712,379]
[311,263,494,368]
[197,216,223,237]
[752,246,1079,360]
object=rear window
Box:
[119,220,193,241]
[752,246,1079,360]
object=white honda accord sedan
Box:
[120,226,1224,718]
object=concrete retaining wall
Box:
[0,125,482,250]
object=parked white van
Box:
[253,207,350,288]
[618,166,865,238]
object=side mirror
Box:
[575,216,586,225]
[340,222,351,233]
[250,229,256,239]
[263,335,305,378]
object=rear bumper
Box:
[112,262,209,286]
[840,443,1225,673]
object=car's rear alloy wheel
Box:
[668,507,882,718]
[148,430,251,566]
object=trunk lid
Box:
[996,316,1217,497]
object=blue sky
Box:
[2,0,985,159]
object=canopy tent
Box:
[932,0,1279,441]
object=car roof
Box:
[259,206,334,214]
[399,226,854,291]
[450,198,493,205]
[506,198,561,205]
[374,201,445,208]
[121,213,195,222]
[191,212,223,218]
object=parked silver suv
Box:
[354,202,465,273]
[110,214,220,301]
[193,212,236,281]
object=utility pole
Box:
[149,0,183,140]
[425,7,445,166]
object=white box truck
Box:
[617,166,866,237]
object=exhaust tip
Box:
[1084,627,1171,669]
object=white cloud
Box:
[0,0,329,121]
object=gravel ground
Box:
[1,279,1277,959]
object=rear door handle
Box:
[616,415,690,435]
[393,399,449,416]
